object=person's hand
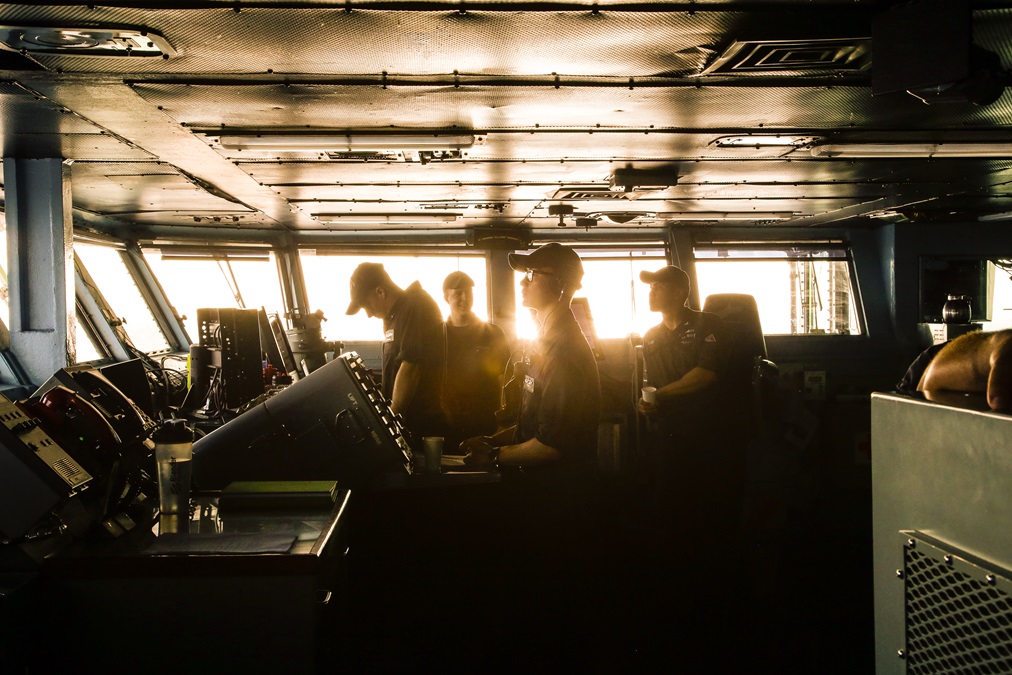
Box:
[461,436,495,466]
[637,399,657,415]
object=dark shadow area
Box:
[317,463,874,673]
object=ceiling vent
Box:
[325,151,405,161]
[0,25,175,58]
[702,38,870,75]
[323,149,465,163]
[551,185,663,201]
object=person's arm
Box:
[389,360,422,414]
[656,366,717,399]
[987,331,1012,410]
[457,424,515,455]
[638,366,717,414]
[462,433,562,467]
[919,331,992,396]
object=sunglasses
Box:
[524,269,554,282]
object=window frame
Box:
[693,240,867,337]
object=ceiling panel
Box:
[0,5,871,77]
[2,2,1012,237]
[136,81,1012,134]
[70,162,259,215]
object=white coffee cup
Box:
[641,386,657,404]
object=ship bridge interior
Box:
[2,2,1012,673]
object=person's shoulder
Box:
[695,309,727,332]
[556,319,597,362]
[991,329,1012,345]
[404,281,440,311]
[405,280,432,299]
[695,308,722,323]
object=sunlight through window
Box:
[143,252,285,342]
[300,252,488,342]
[695,245,862,335]
[76,244,170,352]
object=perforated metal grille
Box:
[904,548,1012,674]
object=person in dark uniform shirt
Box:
[345,262,447,440]
[459,243,602,660]
[635,264,742,655]
[461,243,601,476]
[441,271,510,453]
[637,265,740,541]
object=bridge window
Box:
[73,320,104,363]
[75,243,171,352]
[984,260,1012,331]
[300,252,488,342]
[143,250,284,341]
[694,244,863,335]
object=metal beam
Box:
[121,243,192,351]
[74,255,131,363]
[14,74,315,231]
[488,249,516,341]
[275,238,311,323]
[3,157,75,384]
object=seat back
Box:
[702,293,776,439]
[701,293,767,363]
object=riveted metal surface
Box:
[69,161,259,216]
[0,84,103,136]
[7,134,153,161]
[2,2,1012,235]
[0,5,872,77]
[135,81,1012,142]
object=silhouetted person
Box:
[460,243,601,664]
[345,262,447,440]
[635,265,742,660]
[440,271,510,453]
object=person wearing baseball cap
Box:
[461,243,601,654]
[637,264,740,610]
[345,262,447,440]
[462,242,600,478]
[506,242,584,294]
[441,271,510,452]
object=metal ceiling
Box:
[0,1,1011,242]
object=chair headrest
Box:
[702,293,767,359]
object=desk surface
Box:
[43,488,351,577]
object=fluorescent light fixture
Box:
[314,213,462,225]
[589,212,656,224]
[713,135,820,148]
[218,133,476,152]
[811,143,1012,158]
[660,212,795,221]
[160,251,270,261]
[978,211,1012,222]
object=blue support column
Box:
[3,157,75,384]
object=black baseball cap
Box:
[346,262,393,315]
[508,243,584,288]
[639,265,689,290]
